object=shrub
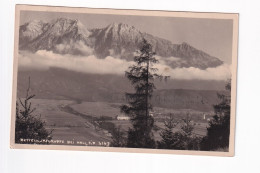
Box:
[15,78,52,144]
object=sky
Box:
[20,10,233,64]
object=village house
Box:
[116,112,154,120]
[116,114,130,120]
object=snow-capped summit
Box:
[19,18,92,53]
[19,20,48,42]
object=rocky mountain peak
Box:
[107,22,132,29]
[19,20,48,42]
[179,42,194,51]
[26,19,46,29]
[48,18,90,37]
[103,22,141,38]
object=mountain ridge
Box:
[19,18,223,69]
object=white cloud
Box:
[18,50,231,80]
[55,43,70,53]
[161,56,181,62]
[18,50,133,75]
[74,41,94,55]
[154,62,231,80]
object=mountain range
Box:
[19,18,223,70]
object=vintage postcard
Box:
[10,5,238,156]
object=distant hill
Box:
[17,68,227,112]
[152,89,223,111]
[19,18,223,70]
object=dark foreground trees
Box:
[157,114,180,149]
[201,80,231,151]
[158,114,201,150]
[121,39,168,148]
[15,78,52,144]
[110,126,126,147]
[158,80,231,151]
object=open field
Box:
[28,99,112,146]
[70,102,121,119]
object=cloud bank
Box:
[18,50,231,80]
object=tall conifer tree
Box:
[121,39,168,148]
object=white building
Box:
[116,113,153,120]
[116,114,130,120]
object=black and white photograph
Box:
[10,5,238,156]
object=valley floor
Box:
[27,98,211,147]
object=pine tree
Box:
[179,114,201,150]
[158,114,201,150]
[110,126,126,147]
[121,39,168,148]
[157,114,180,149]
[15,77,53,144]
